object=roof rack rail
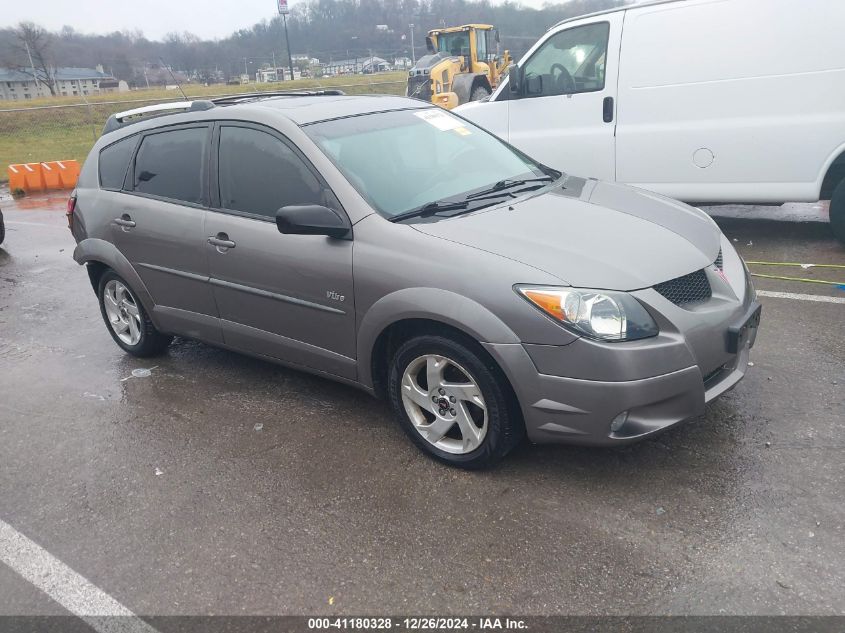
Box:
[102,100,215,134]
[210,89,346,105]
[100,90,346,135]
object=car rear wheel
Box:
[830,179,845,245]
[388,334,523,469]
[97,271,172,357]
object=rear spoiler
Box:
[102,100,214,134]
[103,100,214,134]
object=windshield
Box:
[437,32,471,56]
[304,108,547,219]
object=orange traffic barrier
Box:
[54,160,80,189]
[7,160,80,192]
[40,162,62,189]
[8,163,45,192]
[7,164,26,191]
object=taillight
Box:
[66,194,77,231]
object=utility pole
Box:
[409,24,415,65]
[23,39,48,94]
[282,12,295,81]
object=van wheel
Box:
[830,180,845,245]
[470,85,491,102]
[97,271,172,357]
[388,334,523,469]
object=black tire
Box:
[830,179,845,245]
[0,210,5,246]
[470,85,491,102]
[388,334,523,469]
[97,270,172,357]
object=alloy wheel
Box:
[103,279,142,346]
[400,354,488,454]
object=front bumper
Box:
[484,234,759,445]
[485,335,753,446]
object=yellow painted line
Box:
[751,273,845,286]
[746,261,845,269]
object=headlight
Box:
[516,285,659,342]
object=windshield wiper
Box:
[389,175,558,223]
[465,176,555,199]
[388,199,470,223]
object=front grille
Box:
[654,269,712,306]
[714,248,723,271]
[407,75,432,101]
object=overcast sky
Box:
[3,0,571,41]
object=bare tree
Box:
[7,22,57,95]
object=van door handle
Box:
[602,96,614,123]
[208,233,236,250]
[114,214,136,229]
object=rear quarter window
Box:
[98,136,137,190]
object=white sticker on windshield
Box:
[414,109,463,131]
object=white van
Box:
[456,0,845,242]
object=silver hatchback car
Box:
[70,92,760,468]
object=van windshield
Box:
[304,108,550,219]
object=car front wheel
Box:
[388,334,523,469]
[97,270,172,357]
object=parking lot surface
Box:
[1,193,843,617]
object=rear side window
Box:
[217,125,323,218]
[99,136,136,189]
[133,127,207,204]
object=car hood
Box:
[410,177,722,291]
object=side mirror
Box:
[494,29,500,44]
[508,64,521,95]
[275,205,351,240]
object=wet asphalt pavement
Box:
[0,193,843,617]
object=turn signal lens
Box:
[517,286,659,342]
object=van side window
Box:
[99,136,136,190]
[521,22,609,98]
[217,126,323,219]
[133,127,207,204]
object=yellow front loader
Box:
[406,24,512,109]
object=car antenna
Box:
[159,57,189,100]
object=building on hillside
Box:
[99,79,130,93]
[0,66,114,100]
[255,66,303,83]
[393,57,413,70]
[362,57,391,74]
[320,56,390,76]
[292,54,320,66]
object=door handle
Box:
[602,96,614,123]
[208,233,236,250]
[114,214,136,229]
